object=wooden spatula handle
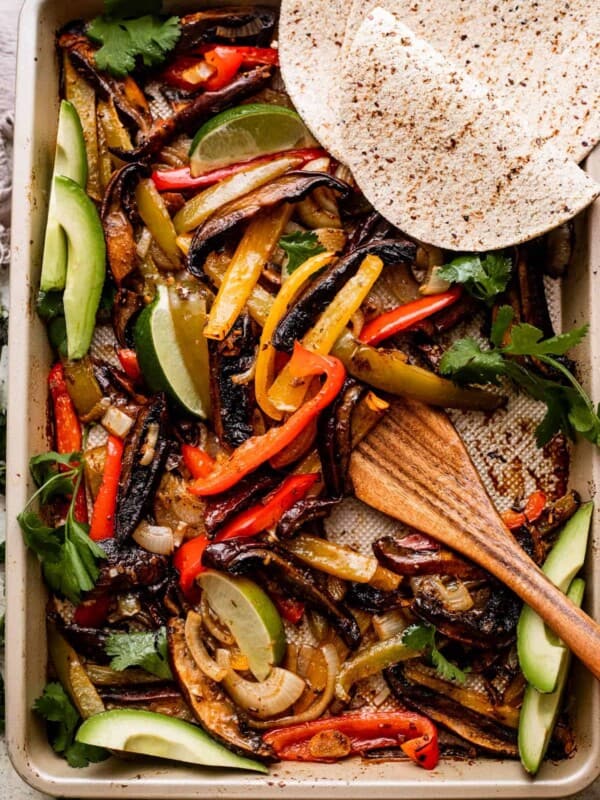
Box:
[350,398,600,680]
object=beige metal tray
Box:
[5,0,600,796]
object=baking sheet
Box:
[5,1,600,797]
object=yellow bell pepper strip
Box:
[173,155,302,234]
[255,251,336,420]
[332,330,503,411]
[63,53,102,202]
[359,286,463,346]
[285,534,401,591]
[189,344,346,496]
[135,178,181,267]
[203,251,274,327]
[204,204,293,341]
[97,98,132,166]
[334,633,422,702]
[263,711,439,769]
[268,255,383,413]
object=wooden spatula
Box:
[349,396,600,681]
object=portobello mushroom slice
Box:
[100,685,195,723]
[272,239,416,353]
[101,163,148,285]
[204,471,278,536]
[112,288,143,349]
[209,311,256,448]
[385,664,518,757]
[411,577,521,648]
[115,394,170,542]
[276,497,341,539]
[318,379,367,497]
[58,27,152,134]
[187,171,351,276]
[373,535,485,579]
[93,538,169,594]
[202,539,361,648]
[167,617,275,760]
[176,6,277,51]
[112,66,272,162]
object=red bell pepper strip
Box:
[189,344,346,496]
[263,711,439,769]
[525,490,546,523]
[272,595,305,624]
[73,594,111,627]
[48,363,87,523]
[203,46,245,91]
[196,44,280,66]
[117,348,141,382]
[173,534,209,600]
[181,443,216,479]
[151,147,325,192]
[89,435,124,541]
[359,287,463,346]
[501,508,526,530]
[214,473,319,541]
[162,56,216,92]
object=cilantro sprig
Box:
[279,231,326,276]
[401,623,467,684]
[87,1,181,78]
[105,627,172,680]
[17,451,106,604]
[34,683,108,768]
[440,306,599,447]
[437,253,512,305]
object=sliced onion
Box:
[184,610,226,682]
[249,643,339,728]
[230,357,257,386]
[101,405,134,439]
[132,521,174,555]
[200,593,234,645]
[419,264,452,296]
[216,650,305,719]
[373,610,408,641]
[423,575,474,612]
[139,422,159,466]
[136,227,153,260]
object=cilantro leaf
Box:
[402,623,466,684]
[105,627,172,679]
[34,683,108,768]
[437,253,512,305]
[279,231,326,275]
[87,13,181,78]
[439,338,506,385]
[503,322,588,358]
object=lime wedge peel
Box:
[189,103,316,176]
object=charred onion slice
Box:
[187,171,350,276]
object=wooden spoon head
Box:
[349,396,511,558]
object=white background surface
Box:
[0,1,597,798]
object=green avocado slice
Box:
[75,708,268,772]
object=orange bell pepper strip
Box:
[89,435,124,541]
[263,711,439,769]
[117,348,141,382]
[189,344,346,496]
[48,362,87,523]
[525,490,547,523]
[359,286,463,346]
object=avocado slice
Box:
[40,100,87,292]
[517,502,593,694]
[75,709,268,772]
[518,577,585,774]
[53,175,105,360]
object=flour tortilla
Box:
[341,0,600,164]
[339,8,599,251]
[278,0,350,160]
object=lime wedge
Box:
[198,570,286,681]
[189,103,315,176]
[76,709,267,772]
[134,284,210,419]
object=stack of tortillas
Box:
[279,0,600,251]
